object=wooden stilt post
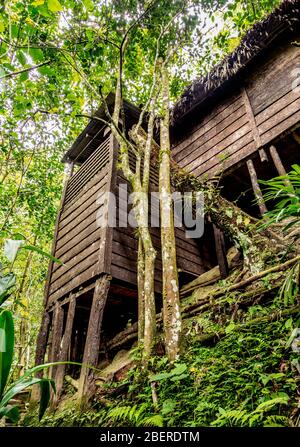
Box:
[53,296,76,405]
[30,311,52,406]
[246,159,268,216]
[259,148,268,163]
[49,303,64,380]
[34,311,51,376]
[269,145,292,187]
[213,224,229,279]
[77,275,110,404]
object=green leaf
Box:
[16,51,27,66]
[0,404,19,422]
[29,48,44,63]
[225,209,233,219]
[38,65,54,76]
[149,371,172,381]
[47,0,63,12]
[38,379,52,420]
[162,399,176,415]
[0,310,14,397]
[170,363,187,376]
[21,245,64,265]
[254,394,289,413]
[0,377,45,408]
[150,363,188,382]
[225,322,236,334]
[4,239,25,262]
[170,373,189,381]
[285,327,299,349]
[0,274,16,307]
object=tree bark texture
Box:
[159,64,182,362]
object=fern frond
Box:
[140,414,164,427]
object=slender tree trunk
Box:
[159,64,182,362]
[137,238,145,343]
[15,235,37,378]
[110,52,157,359]
[139,226,156,358]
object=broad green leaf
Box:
[47,0,63,12]
[149,371,172,381]
[0,274,16,307]
[16,51,27,66]
[169,363,187,376]
[0,377,44,407]
[170,373,189,381]
[38,379,52,420]
[150,363,188,382]
[162,399,176,415]
[0,404,19,422]
[4,239,25,263]
[29,48,44,63]
[0,310,14,397]
[21,245,64,265]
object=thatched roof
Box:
[171,0,300,126]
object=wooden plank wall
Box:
[47,135,112,306]
[172,41,300,178]
[111,152,209,292]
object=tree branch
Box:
[0,60,51,81]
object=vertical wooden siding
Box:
[47,134,113,305]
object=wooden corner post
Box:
[49,303,64,380]
[53,296,76,405]
[77,274,110,404]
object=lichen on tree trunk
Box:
[109,45,159,360]
[159,64,182,362]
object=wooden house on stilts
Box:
[35,0,300,402]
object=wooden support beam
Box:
[53,296,76,404]
[30,311,52,405]
[34,311,51,377]
[46,282,95,313]
[213,224,229,279]
[77,275,110,404]
[49,303,64,380]
[259,148,268,163]
[241,87,262,149]
[246,159,268,216]
[269,145,292,187]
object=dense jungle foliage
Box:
[1,0,299,428]
[0,0,281,381]
[26,312,300,427]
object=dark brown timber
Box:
[77,275,110,403]
[213,224,229,279]
[49,304,64,380]
[54,296,76,404]
[246,159,268,216]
